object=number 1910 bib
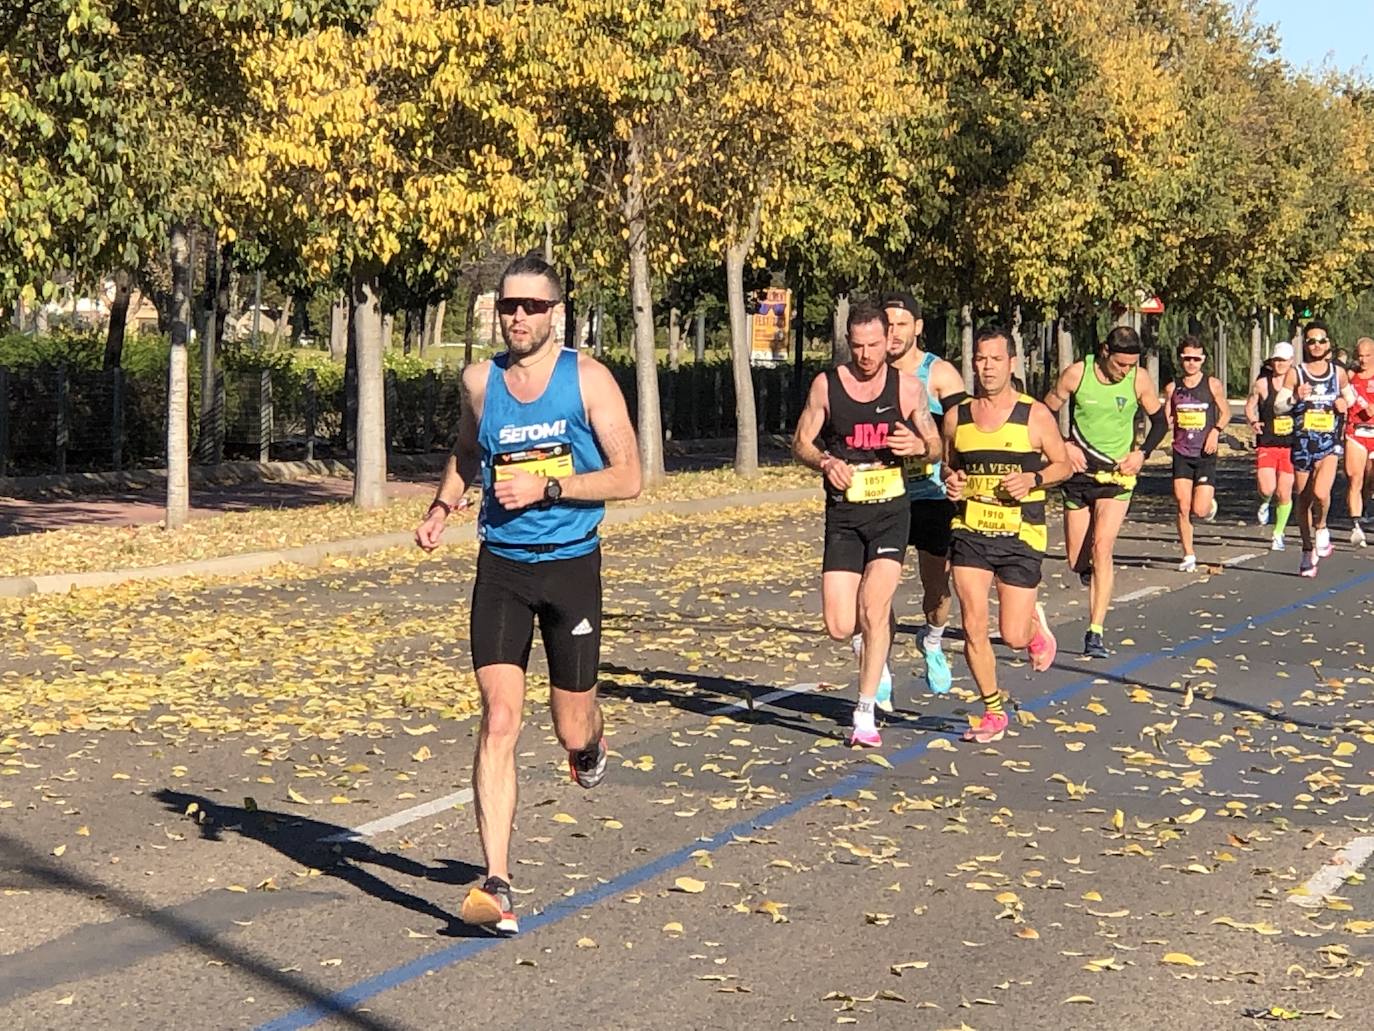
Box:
[845,464,905,504]
[494,443,576,481]
[965,499,1022,535]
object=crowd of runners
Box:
[412,254,1373,935]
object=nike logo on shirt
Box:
[875,405,895,414]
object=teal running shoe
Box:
[924,642,952,695]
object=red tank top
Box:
[1348,372,1374,440]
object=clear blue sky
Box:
[1249,0,1372,75]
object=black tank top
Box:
[1256,370,1293,447]
[818,365,903,506]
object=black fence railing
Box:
[0,360,823,478]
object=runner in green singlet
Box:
[1044,327,1167,659]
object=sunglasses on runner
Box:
[1306,335,1330,345]
[1180,355,1204,362]
[496,297,558,316]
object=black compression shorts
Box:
[1171,452,1217,484]
[822,501,910,574]
[470,545,602,692]
[908,499,956,558]
[949,530,1043,589]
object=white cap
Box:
[1270,341,1295,361]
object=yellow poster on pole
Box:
[750,287,792,365]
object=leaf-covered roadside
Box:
[0,465,813,579]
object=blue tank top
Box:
[906,351,946,502]
[1293,362,1340,443]
[478,348,605,561]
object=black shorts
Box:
[908,499,956,558]
[470,545,602,691]
[950,530,1043,589]
[1061,471,1134,509]
[823,501,910,574]
[1172,452,1217,484]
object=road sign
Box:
[1139,295,1165,314]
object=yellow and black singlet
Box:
[949,395,1047,552]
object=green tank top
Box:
[1070,355,1139,466]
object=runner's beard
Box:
[505,322,553,358]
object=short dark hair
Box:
[973,324,1011,356]
[847,301,889,336]
[1175,334,1204,357]
[499,253,562,301]
[880,290,922,318]
[1304,319,1331,339]
[1103,326,1142,355]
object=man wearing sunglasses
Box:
[1044,326,1168,658]
[883,290,968,699]
[415,254,641,935]
[1273,319,1352,576]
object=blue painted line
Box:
[257,564,1374,1031]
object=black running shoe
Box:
[461,876,518,935]
[1078,569,1092,588]
[1083,630,1110,659]
[569,738,608,789]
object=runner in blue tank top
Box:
[883,291,969,699]
[415,255,641,935]
[1273,319,1352,577]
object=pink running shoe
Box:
[1299,550,1318,578]
[962,710,1009,744]
[1028,602,1057,672]
[848,725,882,748]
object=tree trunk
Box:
[425,299,445,353]
[1056,316,1074,436]
[165,222,192,529]
[668,306,681,371]
[960,302,974,388]
[464,287,478,366]
[329,293,349,359]
[380,312,394,352]
[624,125,665,485]
[1250,311,1264,386]
[1215,317,1228,402]
[273,294,293,348]
[694,311,706,362]
[593,304,605,357]
[351,272,388,509]
[1009,303,1025,387]
[404,307,422,355]
[214,244,232,348]
[198,246,219,463]
[725,206,762,476]
[345,301,358,453]
[104,269,133,369]
[831,293,849,365]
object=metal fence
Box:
[0,360,815,478]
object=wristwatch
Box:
[1032,472,1044,489]
[543,477,563,504]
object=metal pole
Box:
[252,270,263,348]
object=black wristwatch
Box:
[1032,472,1044,489]
[543,477,563,504]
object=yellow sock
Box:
[1089,623,1104,635]
[982,693,1005,716]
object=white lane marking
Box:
[1116,585,1168,604]
[322,681,826,843]
[1290,835,1374,908]
[711,681,824,716]
[1223,552,1260,567]
[322,789,473,843]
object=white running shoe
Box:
[1178,555,1197,573]
[1257,500,1271,525]
[1271,532,1285,552]
[1353,524,1367,548]
[1316,527,1334,558]
[1299,550,1318,578]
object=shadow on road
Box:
[0,829,408,1028]
[154,790,487,939]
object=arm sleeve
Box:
[1140,406,1169,458]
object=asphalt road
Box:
[2,461,1373,1030]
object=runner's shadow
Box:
[154,790,487,939]
[0,829,406,1029]
[1044,664,1341,732]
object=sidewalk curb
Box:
[0,487,818,598]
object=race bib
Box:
[903,456,934,481]
[494,443,575,481]
[1272,415,1294,436]
[966,499,1022,535]
[1176,407,1207,431]
[1303,410,1335,433]
[1092,469,1138,490]
[845,464,905,504]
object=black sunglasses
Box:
[1180,355,1204,361]
[497,297,558,316]
[1306,335,1330,345]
